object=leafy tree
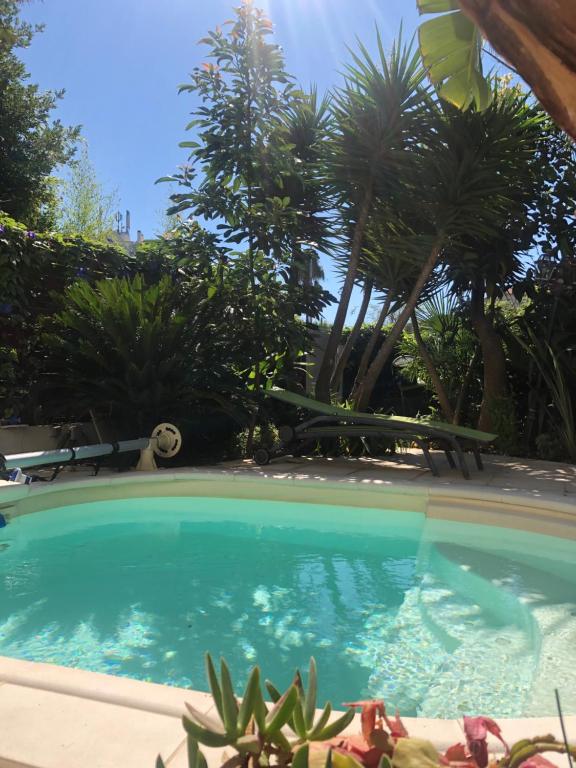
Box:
[57,141,119,240]
[162,1,332,447]
[441,86,545,435]
[507,131,576,459]
[0,0,79,227]
[345,198,445,406]
[134,218,225,283]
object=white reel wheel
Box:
[151,423,182,459]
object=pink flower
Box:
[463,717,509,768]
[342,700,408,742]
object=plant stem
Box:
[354,239,443,411]
[350,291,393,402]
[315,184,373,403]
[411,310,455,422]
[330,278,373,393]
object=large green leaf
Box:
[417,1,492,111]
[391,738,440,768]
[418,0,459,10]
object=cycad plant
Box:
[314,31,429,403]
[43,274,238,434]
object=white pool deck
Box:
[0,451,575,768]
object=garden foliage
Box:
[157,655,576,768]
[1,0,575,463]
[0,0,79,227]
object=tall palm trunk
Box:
[470,281,510,434]
[354,241,443,410]
[410,311,455,422]
[330,278,373,392]
[350,291,393,401]
[315,185,373,402]
[453,346,480,425]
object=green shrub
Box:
[42,273,244,434]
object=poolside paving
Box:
[211,451,576,498]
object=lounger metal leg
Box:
[473,446,484,471]
[450,438,470,480]
[417,440,439,477]
[444,449,456,469]
[293,438,315,457]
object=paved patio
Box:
[213,450,576,498]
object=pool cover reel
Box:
[0,423,182,480]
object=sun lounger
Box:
[254,388,497,479]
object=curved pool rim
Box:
[2,470,575,539]
[1,470,575,738]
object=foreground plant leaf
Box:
[442,742,472,765]
[391,738,441,768]
[518,757,558,768]
[182,715,232,748]
[330,734,391,768]
[463,717,509,768]
[343,701,385,744]
[265,683,298,733]
[503,736,576,768]
[237,665,261,734]
[416,0,491,111]
[308,744,366,768]
[343,700,408,742]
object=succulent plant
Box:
[156,656,576,768]
[266,658,356,743]
[178,654,356,768]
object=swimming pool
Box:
[0,492,575,719]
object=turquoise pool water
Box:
[0,497,575,718]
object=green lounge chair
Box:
[254,388,497,479]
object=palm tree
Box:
[442,87,545,432]
[330,276,373,391]
[348,209,442,403]
[353,84,545,412]
[314,32,429,403]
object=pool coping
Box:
[1,655,575,768]
[2,469,576,538]
[1,469,575,767]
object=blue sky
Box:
[20,0,421,319]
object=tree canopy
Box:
[0,0,79,227]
